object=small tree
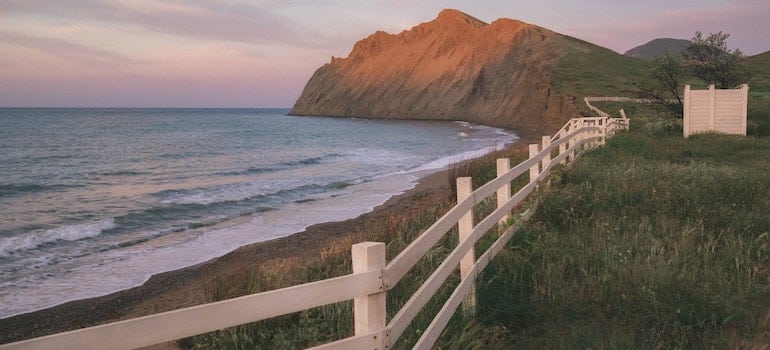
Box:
[643,52,685,117]
[683,31,749,88]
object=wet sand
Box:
[0,170,454,346]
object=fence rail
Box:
[584,96,667,119]
[1,116,629,350]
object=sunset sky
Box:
[1,0,768,108]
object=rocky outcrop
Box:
[290,9,581,135]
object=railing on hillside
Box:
[0,116,629,350]
[584,96,676,120]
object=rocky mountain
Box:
[624,38,690,59]
[290,9,583,135]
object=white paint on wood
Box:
[456,177,476,317]
[529,144,539,183]
[307,330,383,350]
[2,270,382,350]
[683,84,748,137]
[352,242,386,340]
[382,198,472,289]
[496,158,511,225]
[541,136,551,170]
[413,209,535,350]
[388,178,535,343]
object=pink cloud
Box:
[0,31,149,66]
[0,0,311,46]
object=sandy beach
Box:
[0,168,454,346]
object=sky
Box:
[1,0,769,108]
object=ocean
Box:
[0,108,517,318]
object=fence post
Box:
[567,118,577,162]
[683,85,691,138]
[529,144,539,183]
[559,129,567,165]
[496,158,511,225]
[601,117,607,146]
[575,119,583,153]
[456,177,476,318]
[352,242,386,342]
[708,84,716,131]
[541,136,551,171]
[741,84,749,136]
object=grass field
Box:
[554,36,653,104]
[745,51,770,136]
[452,115,770,348]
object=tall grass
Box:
[446,115,770,348]
[185,197,460,349]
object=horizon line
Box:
[0,106,293,110]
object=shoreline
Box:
[0,168,454,345]
[0,124,544,346]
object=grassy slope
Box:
[746,51,770,135]
[454,119,770,348]
[624,38,690,59]
[553,35,653,113]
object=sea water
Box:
[0,108,517,318]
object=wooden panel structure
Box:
[683,84,749,137]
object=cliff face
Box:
[290,9,580,134]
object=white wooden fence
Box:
[584,96,663,119]
[0,116,629,350]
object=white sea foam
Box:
[0,173,417,319]
[403,133,517,174]
[404,145,497,173]
[0,218,115,258]
[342,148,418,166]
[160,182,269,206]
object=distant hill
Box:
[745,51,770,78]
[624,38,690,59]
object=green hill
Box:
[745,51,770,135]
[553,35,652,109]
[624,38,691,59]
[554,39,770,136]
[746,50,770,90]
